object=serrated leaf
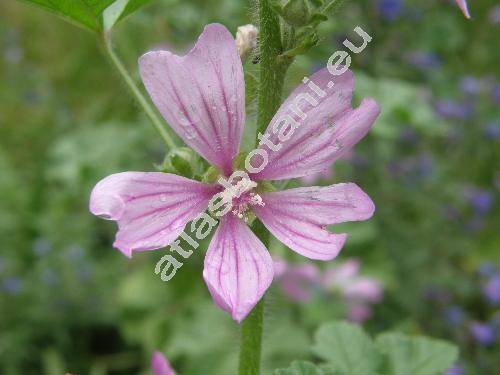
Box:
[274,361,331,375]
[375,333,458,375]
[312,321,382,375]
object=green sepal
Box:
[257,180,277,194]
[201,166,220,184]
[157,147,195,178]
[232,152,249,171]
[279,28,320,59]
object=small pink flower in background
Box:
[323,259,360,285]
[323,259,383,323]
[151,351,176,375]
[455,0,470,19]
[347,304,373,323]
[343,278,383,303]
[274,258,383,322]
[273,260,321,302]
[90,24,379,322]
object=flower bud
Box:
[282,0,312,27]
[235,24,259,61]
[272,0,326,27]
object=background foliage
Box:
[0,0,499,373]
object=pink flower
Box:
[273,260,321,302]
[323,260,383,303]
[323,259,383,322]
[343,278,383,303]
[347,304,373,323]
[151,351,176,375]
[90,24,379,322]
[455,0,470,19]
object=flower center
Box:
[219,177,264,221]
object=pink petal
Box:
[278,263,321,302]
[252,68,380,181]
[139,24,245,176]
[323,259,360,287]
[455,0,470,19]
[253,183,375,260]
[89,172,219,257]
[347,303,372,323]
[343,278,383,303]
[203,215,274,322]
[151,351,176,375]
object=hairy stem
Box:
[102,33,177,150]
[239,2,292,373]
[238,220,270,375]
[255,0,292,139]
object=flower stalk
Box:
[238,220,270,375]
[102,33,178,150]
[239,2,292,372]
[238,298,265,375]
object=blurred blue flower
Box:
[467,189,494,215]
[484,122,500,140]
[491,85,500,103]
[377,0,404,21]
[478,262,496,277]
[406,51,442,71]
[444,306,466,326]
[483,275,500,305]
[77,263,92,281]
[3,30,23,65]
[33,238,51,256]
[490,5,500,24]
[66,244,85,261]
[2,277,23,295]
[470,321,496,346]
[42,269,59,286]
[460,76,481,96]
[434,100,473,120]
[398,127,418,144]
[444,365,466,375]
[387,154,434,184]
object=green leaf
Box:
[19,0,153,32]
[312,321,382,375]
[19,0,114,31]
[274,361,334,375]
[103,0,154,31]
[375,333,458,375]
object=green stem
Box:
[238,220,270,375]
[256,0,292,138]
[239,2,293,373]
[102,33,177,150]
[238,298,265,375]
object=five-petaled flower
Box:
[89,24,380,322]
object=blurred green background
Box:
[0,0,499,374]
